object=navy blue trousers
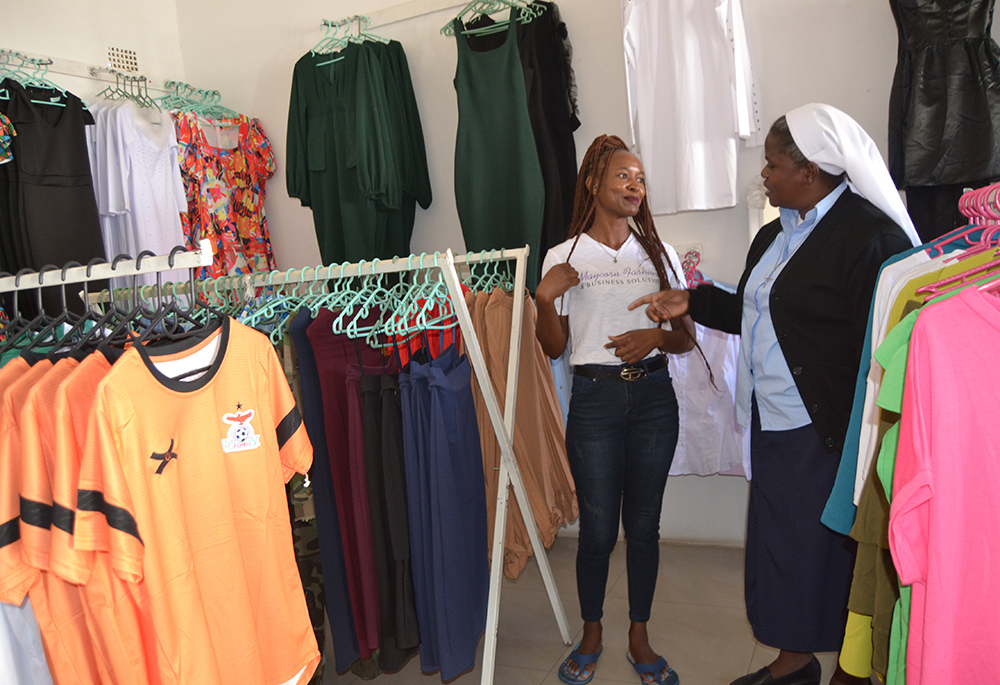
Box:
[400,345,488,680]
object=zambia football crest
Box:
[221,408,261,453]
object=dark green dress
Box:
[453,10,545,290]
[287,42,430,265]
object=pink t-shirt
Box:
[889,285,1000,684]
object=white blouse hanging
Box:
[622,0,764,215]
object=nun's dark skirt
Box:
[745,399,857,652]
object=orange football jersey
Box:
[75,318,319,685]
[2,358,106,684]
[1,359,56,604]
[50,350,177,685]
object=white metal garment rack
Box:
[0,243,571,683]
[200,247,573,684]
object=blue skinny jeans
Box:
[565,364,679,623]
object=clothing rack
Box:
[2,244,571,684]
[245,247,574,682]
[204,246,574,683]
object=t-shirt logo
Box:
[221,409,261,453]
[150,439,178,474]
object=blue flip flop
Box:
[627,651,679,685]
[558,643,603,684]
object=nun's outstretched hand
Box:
[628,288,690,324]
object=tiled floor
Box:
[323,537,849,684]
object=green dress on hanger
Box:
[453,9,545,291]
[286,43,399,265]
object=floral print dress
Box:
[175,112,277,279]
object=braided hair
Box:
[564,134,715,385]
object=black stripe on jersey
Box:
[53,503,75,535]
[19,497,52,530]
[276,405,303,451]
[0,517,20,549]
[77,490,143,546]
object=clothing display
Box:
[400,345,488,681]
[306,309,385,662]
[355,364,420,673]
[75,319,318,684]
[289,308,360,675]
[0,112,14,166]
[13,3,1000,682]
[176,112,277,279]
[621,0,764,214]
[453,9,545,291]
[819,206,1000,682]
[293,299,504,679]
[889,0,1000,240]
[0,320,320,685]
[286,39,431,266]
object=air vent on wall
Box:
[107,47,139,72]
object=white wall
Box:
[5,0,945,545]
[0,0,185,100]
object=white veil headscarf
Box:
[785,103,921,247]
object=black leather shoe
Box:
[728,656,821,685]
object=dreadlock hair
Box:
[563,134,715,386]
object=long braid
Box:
[566,135,715,386]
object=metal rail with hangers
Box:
[0,239,213,294]
[18,244,572,684]
[255,247,572,683]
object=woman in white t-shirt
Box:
[537,134,697,685]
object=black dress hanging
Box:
[888,0,1000,188]
[516,1,580,282]
[0,79,105,313]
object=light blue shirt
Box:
[736,181,849,430]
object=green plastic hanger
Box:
[307,261,354,316]
[1,52,67,107]
[313,19,349,68]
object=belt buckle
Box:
[620,366,647,381]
